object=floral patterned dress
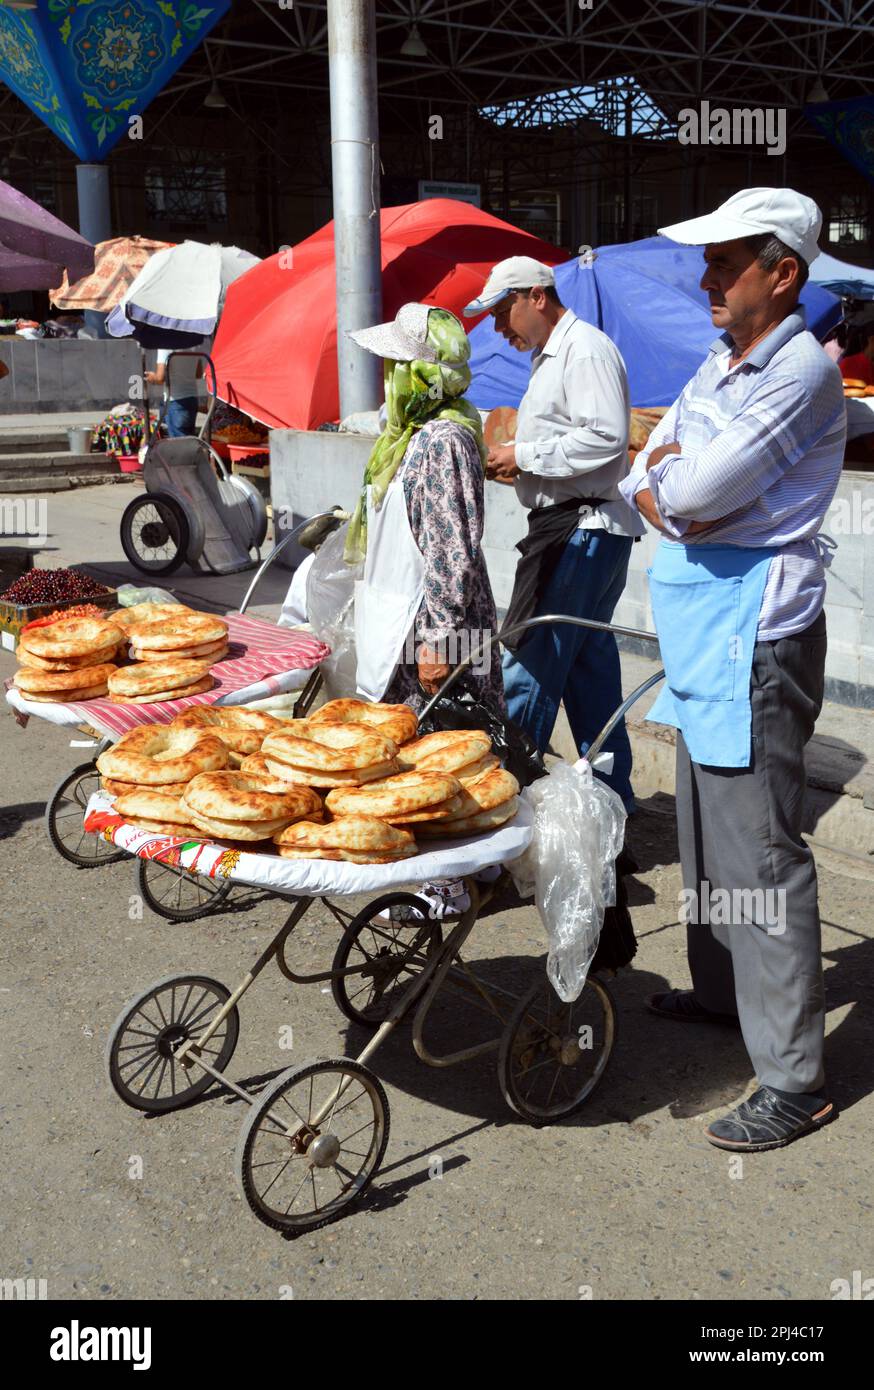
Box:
[384,418,504,714]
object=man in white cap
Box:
[464,256,644,813]
[619,188,846,1151]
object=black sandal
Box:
[646,989,740,1028]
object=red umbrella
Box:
[212,199,567,429]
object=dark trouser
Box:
[165,396,199,437]
[676,610,827,1093]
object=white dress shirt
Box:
[513,309,644,537]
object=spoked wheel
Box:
[44,761,128,867]
[120,492,190,575]
[236,1058,389,1234]
[107,974,240,1113]
[330,893,443,1026]
[498,972,617,1126]
[135,857,233,922]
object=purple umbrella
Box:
[0,179,93,291]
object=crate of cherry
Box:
[0,567,117,650]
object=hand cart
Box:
[118,352,268,578]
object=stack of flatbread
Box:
[107,657,215,703]
[125,610,230,666]
[171,705,281,767]
[398,729,499,784]
[97,724,229,801]
[273,816,417,864]
[14,615,125,703]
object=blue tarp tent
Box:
[809,250,874,300]
[468,236,842,409]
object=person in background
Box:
[464,256,643,813]
[838,315,874,385]
[620,188,846,1152]
[146,348,204,437]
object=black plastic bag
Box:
[417,686,547,789]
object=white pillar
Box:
[328,0,382,419]
[76,163,111,338]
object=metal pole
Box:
[327,0,382,419]
[75,163,111,339]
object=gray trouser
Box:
[675,611,827,1093]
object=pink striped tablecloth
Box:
[7,613,328,739]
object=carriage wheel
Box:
[120,492,190,575]
[498,972,617,1126]
[135,857,233,922]
[330,893,443,1026]
[44,761,127,867]
[236,1059,389,1234]
[107,974,240,1113]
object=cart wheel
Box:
[44,761,127,867]
[498,972,617,1126]
[107,974,240,1113]
[120,492,190,575]
[135,857,233,922]
[236,1058,389,1234]
[330,893,443,1027]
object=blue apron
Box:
[646,540,781,768]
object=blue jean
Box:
[502,527,635,811]
[165,396,199,437]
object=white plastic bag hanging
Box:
[509,757,626,1002]
[305,520,362,697]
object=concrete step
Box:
[0,452,117,476]
[0,430,76,455]
[0,472,135,493]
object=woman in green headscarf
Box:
[346,302,503,713]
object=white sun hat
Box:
[462,256,556,316]
[659,188,823,266]
[348,302,464,364]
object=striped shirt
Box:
[619,309,847,639]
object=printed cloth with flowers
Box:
[385,418,504,715]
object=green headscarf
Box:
[344,307,486,563]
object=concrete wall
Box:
[0,338,149,414]
[270,429,874,708]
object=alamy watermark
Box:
[0,495,47,547]
[678,101,786,158]
[680,880,786,936]
[401,628,494,677]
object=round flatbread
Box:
[97,726,228,785]
[125,818,205,839]
[129,614,228,651]
[20,682,109,703]
[184,809,291,841]
[325,769,461,819]
[442,765,519,817]
[131,636,229,662]
[182,770,317,822]
[398,729,492,774]
[109,658,212,697]
[15,641,118,672]
[113,789,187,821]
[262,756,399,788]
[273,815,416,862]
[109,675,215,704]
[111,603,194,629]
[310,698,418,746]
[414,796,519,836]
[19,616,124,660]
[14,662,117,693]
[262,721,397,772]
[101,776,192,798]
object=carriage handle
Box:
[416,614,665,763]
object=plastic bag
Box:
[305,521,362,698]
[510,758,627,1002]
[114,583,183,607]
[417,686,547,788]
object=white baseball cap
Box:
[348,302,466,364]
[659,188,822,267]
[462,256,556,316]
